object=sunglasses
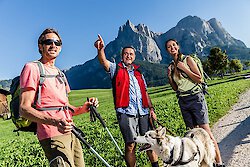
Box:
[41,39,62,46]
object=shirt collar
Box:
[121,61,134,71]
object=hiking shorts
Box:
[39,133,85,167]
[178,92,209,128]
[117,113,151,143]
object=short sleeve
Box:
[20,62,40,91]
[109,62,117,79]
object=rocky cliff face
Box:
[104,20,162,64]
[208,18,245,47]
[154,16,246,61]
[65,16,249,89]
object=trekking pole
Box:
[71,125,112,167]
[203,71,211,80]
[87,98,124,158]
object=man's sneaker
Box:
[213,163,225,167]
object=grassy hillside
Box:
[1,73,250,166]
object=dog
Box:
[134,126,215,167]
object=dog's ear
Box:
[158,127,166,137]
[156,126,162,133]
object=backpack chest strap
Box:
[35,106,74,113]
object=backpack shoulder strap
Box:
[33,61,46,106]
[33,61,46,83]
[55,67,68,97]
[55,67,67,85]
[178,54,186,62]
[168,61,175,80]
[186,55,203,78]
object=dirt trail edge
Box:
[212,89,250,167]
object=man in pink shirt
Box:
[19,28,98,167]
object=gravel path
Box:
[212,89,250,167]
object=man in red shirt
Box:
[95,34,159,167]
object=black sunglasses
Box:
[41,39,62,46]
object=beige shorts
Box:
[40,133,85,167]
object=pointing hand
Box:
[94,34,104,50]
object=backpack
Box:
[188,54,209,81]
[169,54,209,95]
[10,61,67,134]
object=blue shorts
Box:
[178,92,209,128]
[116,113,150,143]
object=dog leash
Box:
[150,117,176,136]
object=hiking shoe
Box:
[213,163,225,167]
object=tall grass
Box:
[0,75,250,166]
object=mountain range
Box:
[65,15,250,89]
[1,15,250,90]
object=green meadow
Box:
[1,72,250,167]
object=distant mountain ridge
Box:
[154,16,246,63]
[1,15,249,89]
[65,15,249,89]
[0,79,11,90]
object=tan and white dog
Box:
[134,127,215,167]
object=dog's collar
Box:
[172,139,184,166]
[163,140,182,165]
[164,139,198,166]
[164,146,174,164]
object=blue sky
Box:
[0,0,250,80]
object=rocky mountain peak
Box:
[208,18,221,27]
[176,15,213,35]
[126,19,134,27]
[119,20,153,38]
[161,15,246,55]
[115,20,162,63]
[118,20,136,35]
[136,23,152,37]
[177,15,202,27]
[208,18,246,47]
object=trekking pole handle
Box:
[59,121,91,149]
[91,106,106,127]
[87,97,106,127]
[71,125,91,149]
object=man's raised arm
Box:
[94,34,110,71]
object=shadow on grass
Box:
[208,76,246,87]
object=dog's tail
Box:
[204,137,216,165]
